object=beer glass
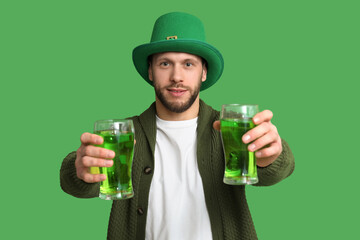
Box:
[91,119,135,200]
[220,104,259,185]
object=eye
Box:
[185,62,193,67]
[160,62,169,67]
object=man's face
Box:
[148,52,207,113]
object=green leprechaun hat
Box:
[132,12,224,91]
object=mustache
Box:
[165,84,190,90]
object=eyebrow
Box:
[154,57,200,63]
[183,58,200,62]
[154,57,171,62]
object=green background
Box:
[1,0,359,239]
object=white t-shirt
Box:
[145,116,212,240]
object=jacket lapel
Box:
[197,100,219,170]
[138,102,157,156]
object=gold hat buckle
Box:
[166,36,178,40]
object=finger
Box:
[80,132,103,145]
[76,165,107,182]
[253,110,273,125]
[213,120,220,131]
[242,122,273,144]
[82,156,114,168]
[83,145,115,159]
[247,131,278,152]
[82,172,107,183]
[255,142,282,159]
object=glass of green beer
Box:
[91,119,135,200]
[220,104,259,185]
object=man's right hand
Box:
[75,132,115,183]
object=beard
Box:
[153,76,203,113]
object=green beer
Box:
[91,119,135,200]
[95,130,134,199]
[221,118,258,185]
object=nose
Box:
[170,64,183,83]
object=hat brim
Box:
[132,39,224,91]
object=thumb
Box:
[213,120,220,131]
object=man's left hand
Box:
[213,110,282,167]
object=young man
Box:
[60,12,295,240]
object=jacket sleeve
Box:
[255,139,295,186]
[60,151,100,198]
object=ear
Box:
[201,65,207,82]
[148,63,153,81]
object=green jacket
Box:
[60,100,295,240]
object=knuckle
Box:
[76,168,85,180]
[83,156,108,167]
[98,159,105,167]
[257,149,266,157]
[99,148,107,157]
[263,149,272,157]
[83,173,94,183]
[273,145,280,154]
[253,139,264,150]
[261,147,273,157]
[76,147,82,156]
[269,146,277,155]
[91,134,99,144]
[82,156,93,167]
[78,156,86,167]
[266,122,273,131]
[264,121,271,129]
[270,131,278,140]
[275,141,282,152]
[270,143,282,156]
[93,174,103,182]
[95,158,105,167]
[272,124,278,132]
[258,122,266,128]
[84,146,94,156]
[257,122,268,133]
